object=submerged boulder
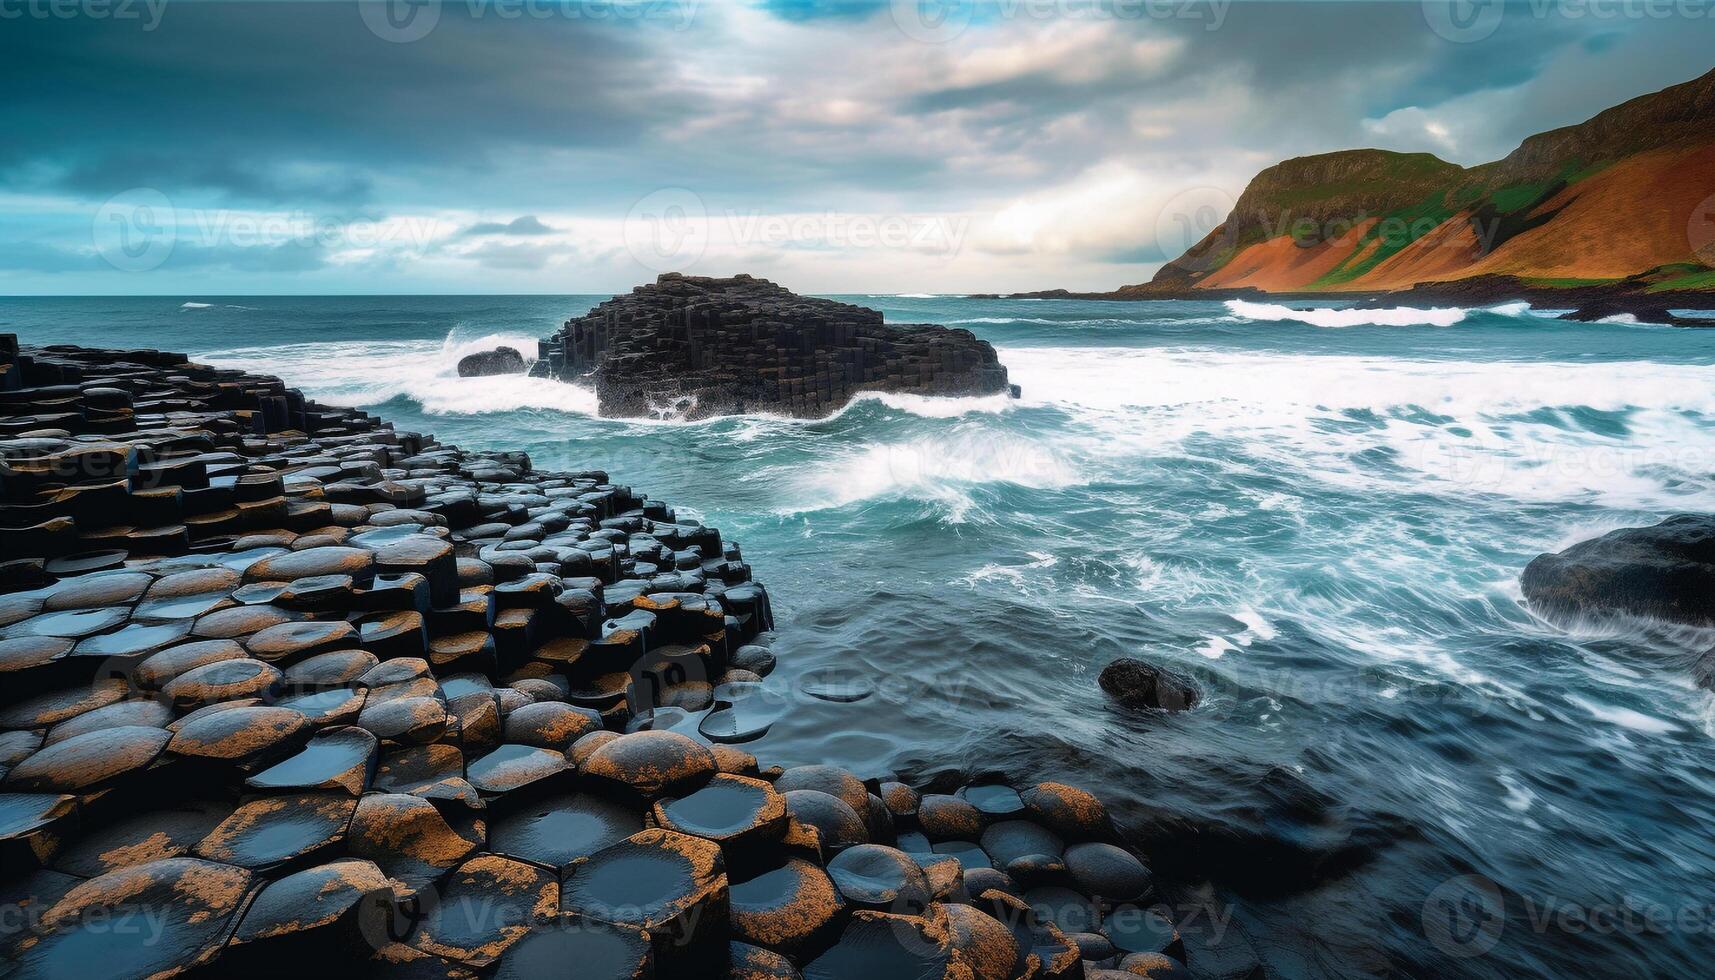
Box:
[1099,657,1198,711]
[531,273,1017,419]
[457,346,527,377]
[1522,515,1715,627]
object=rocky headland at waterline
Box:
[532,274,1018,420]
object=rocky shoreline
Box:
[532,274,1018,420]
[974,277,1715,326]
[0,336,1188,979]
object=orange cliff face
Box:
[1138,67,1715,296]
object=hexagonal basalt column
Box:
[561,828,729,975]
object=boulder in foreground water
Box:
[1522,515,1715,627]
[1099,657,1198,711]
[456,346,527,377]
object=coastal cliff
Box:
[1029,67,1715,309]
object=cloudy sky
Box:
[1,0,1710,294]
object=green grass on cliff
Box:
[1310,191,1459,288]
[1645,267,1715,291]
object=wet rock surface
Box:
[1522,514,1715,628]
[0,339,1188,978]
[1098,658,1200,711]
[455,346,527,378]
[532,274,1016,420]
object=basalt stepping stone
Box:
[929,840,992,871]
[447,692,502,755]
[654,773,788,848]
[71,618,194,661]
[0,592,43,630]
[3,725,171,795]
[1117,952,1193,978]
[281,648,379,689]
[488,792,643,868]
[135,638,248,689]
[958,784,1026,819]
[507,677,567,704]
[358,656,432,689]
[374,743,465,795]
[167,705,311,765]
[166,699,265,734]
[50,799,232,878]
[625,706,693,734]
[729,857,845,953]
[347,792,482,898]
[367,611,432,661]
[980,821,1066,881]
[2,605,129,639]
[561,828,729,968]
[246,546,376,586]
[502,701,602,752]
[192,602,305,640]
[711,744,761,777]
[43,699,174,746]
[1100,904,1183,959]
[781,791,868,852]
[466,743,567,796]
[276,687,368,726]
[43,549,126,576]
[1069,930,1117,961]
[565,670,629,710]
[133,567,241,620]
[1065,842,1152,904]
[918,795,984,841]
[802,909,956,980]
[425,629,492,673]
[491,916,653,980]
[943,902,1026,980]
[0,679,130,731]
[896,831,931,854]
[0,731,43,782]
[774,766,869,816]
[1021,782,1111,840]
[247,619,360,664]
[962,867,1020,899]
[246,725,378,794]
[730,941,804,980]
[193,793,357,869]
[225,858,396,967]
[0,792,76,874]
[827,844,932,913]
[358,695,449,745]
[231,582,290,605]
[568,730,621,768]
[162,657,283,709]
[40,571,151,610]
[407,854,559,966]
[0,635,73,674]
[10,857,253,978]
[730,645,775,677]
[372,536,459,606]
[581,731,717,802]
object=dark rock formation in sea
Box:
[0,334,1186,978]
[1098,657,1199,711]
[456,345,526,377]
[1521,514,1715,628]
[532,273,1017,419]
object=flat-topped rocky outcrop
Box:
[0,335,1194,979]
[532,274,1018,419]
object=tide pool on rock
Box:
[7,294,1715,978]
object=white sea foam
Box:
[1227,299,1467,328]
[775,429,1079,517]
[179,302,213,309]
